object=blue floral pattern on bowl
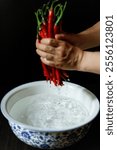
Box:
[9,122,91,149]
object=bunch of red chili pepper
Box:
[35,0,68,86]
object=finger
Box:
[55,33,74,45]
[55,33,72,41]
[55,34,65,40]
[36,38,39,47]
[36,49,54,61]
[37,43,55,54]
[40,57,55,67]
[44,36,68,48]
[41,38,59,47]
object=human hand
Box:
[55,22,100,50]
[36,38,84,70]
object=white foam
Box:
[10,94,89,130]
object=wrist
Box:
[77,51,100,74]
[74,47,84,70]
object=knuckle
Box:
[44,45,50,52]
[48,38,53,44]
[48,38,58,46]
[46,55,53,60]
[45,45,49,51]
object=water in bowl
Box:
[9,93,89,130]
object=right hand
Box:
[55,33,83,48]
[36,38,84,71]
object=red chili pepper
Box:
[53,1,68,86]
[38,38,50,81]
[38,22,51,81]
[54,24,60,35]
[47,0,58,85]
[38,21,48,38]
[42,23,48,37]
[48,10,54,38]
[47,0,59,38]
[56,69,63,86]
[35,1,68,86]
[52,68,57,86]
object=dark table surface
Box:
[0,82,100,150]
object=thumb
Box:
[55,33,73,42]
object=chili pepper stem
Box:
[54,1,67,26]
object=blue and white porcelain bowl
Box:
[1,81,99,149]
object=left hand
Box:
[36,38,83,70]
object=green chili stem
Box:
[54,4,61,17]
[42,3,50,21]
[54,1,67,25]
[35,9,43,31]
[50,0,59,9]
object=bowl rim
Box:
[0,80,100,132]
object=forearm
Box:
[56,22,100,50]
[77,51,100,74]
[77,22,100,50]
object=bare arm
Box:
[56,21,100,50]
[77,51,100,74]
[77,22,100,50]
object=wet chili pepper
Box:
[35,0,68,86]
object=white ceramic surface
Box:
[0,81,100,149]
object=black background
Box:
[0,0,100,149]
[0,0,100,96]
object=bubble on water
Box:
[10,93,89,130]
